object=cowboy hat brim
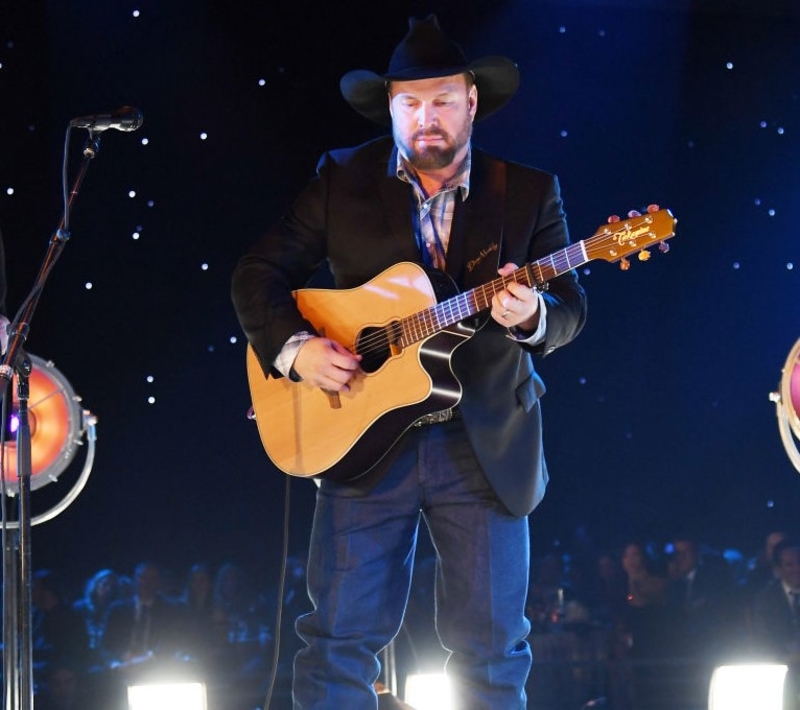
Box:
[340,55,520,126]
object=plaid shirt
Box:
[396,149,471,270]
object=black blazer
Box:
[101,595,186,662]
[751,580,800,659]
[232,136,587,517]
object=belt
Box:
[412,407,460,427]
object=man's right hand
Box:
[292,336,361,392]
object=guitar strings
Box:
[345,235,603,357]
[344,266,533,357]
[347,240,585,356]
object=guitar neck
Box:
[399,241,587,347]
[396,207,676,348]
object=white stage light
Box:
[127,682,208,710]
[708,664,787,710]
[404,672,452,710]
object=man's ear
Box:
[469,84,478,120]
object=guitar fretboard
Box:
[399,241,587,347]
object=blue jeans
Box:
[293,418,532,709]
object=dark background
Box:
[0,0,798,591]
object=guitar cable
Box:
[260,472,292,710]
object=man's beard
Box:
[396,115,472,172]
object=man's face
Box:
[670,540,698,579]
[776,547,800,590]
[135,564,161,600]
[389,73,477,172]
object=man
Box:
[751,538,800,661]
[232,15,587,709]
[745,530,787,598]
[667,535,735,659]
[30,569,91,676]
[101,561,186,667]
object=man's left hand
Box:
[491,262,540,331]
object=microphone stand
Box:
[3,351,33,710]
[0,130,102,710]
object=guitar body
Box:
[246,262,473,480]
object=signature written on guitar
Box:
[466,242,499,273]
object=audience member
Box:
[92,561,191,708]
[617,541,677,658]
[178,561,220,668]
[615,542,682,710]
[750,537,800,662]
[31,569,91,677]
[586,550,629,631]
[744,530,788,601]
[100,561,188,667]
[72,568,121,666]
[209,562,272,682]
[527,551,568,632]
[621,542,669,610]
[35,659,94,710]
[182,562,214,614]
[667,535,735,659]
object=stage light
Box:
[708,664,787,710]
[127,681,207,710]
[1,354,86,492]
[770,337,800,474]
[404,672,452,710]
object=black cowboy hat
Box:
[340,14,520,126]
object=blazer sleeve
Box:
[231,152,335,375]
[502,165,587,357]
[534,174,587,356]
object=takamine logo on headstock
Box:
[584,207,677,270]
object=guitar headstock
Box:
[584,208,677,269]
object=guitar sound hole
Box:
[356,323,400,374]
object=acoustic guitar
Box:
[246,208,677,480]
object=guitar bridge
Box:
[322,389,341,409]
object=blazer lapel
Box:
[446,150,506,291]
[379,145,422,263]
[376,145,507,287]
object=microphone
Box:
[70,106,144,132]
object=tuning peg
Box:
[619,257,631,271]
[659,241,670,253]
[638,249,651,262]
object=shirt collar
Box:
[394,145,471,201]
